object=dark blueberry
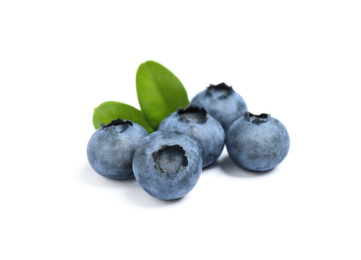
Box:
[157,105,225,168]
[191,83,247,132]
[226,112,290,172]
[132,131,202,200]
[87,119,148,180]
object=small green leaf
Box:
[92,101,154,133]
[136,60,190,129]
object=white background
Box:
[1,1,360,259]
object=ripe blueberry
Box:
[226,112,290,172]
[87,119,148,180]
[132,131,202,200]
[191,83,247,132]
[158,105,225,168]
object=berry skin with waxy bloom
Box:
[191,83,247,132]
[87,119,148,180]
[157,105,225,168]
[226,112,290,172]
[132,130,202,200]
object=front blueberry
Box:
[132,131,202,200]
[87,118,148,180]
[157,105,225,168]
[190,83,247,132]
[226,112,290,172]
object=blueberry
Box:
[226,112,290,172]
[157,105,225,168]
[87,119,148,180]
[191,83,247,132]
[132,131,202,200]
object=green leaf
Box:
[92,101,154,133]
[136,60,190,129]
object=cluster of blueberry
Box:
[87,83,290,200]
